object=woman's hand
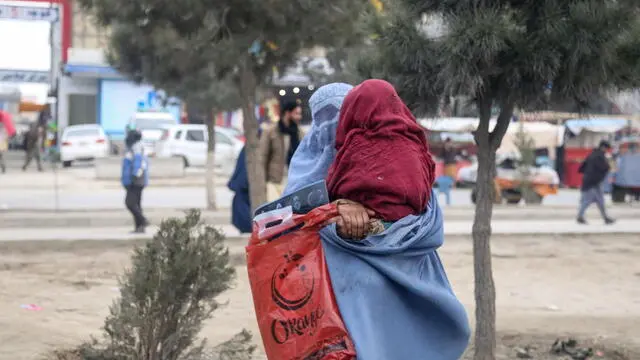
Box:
[334,200,376,240]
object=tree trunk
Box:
[239,62,266,213]
[205,110,217,210]
[472,139,497,360]
[473,97,515,360]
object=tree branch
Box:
[489,101,515,151]
[474,91,493,148]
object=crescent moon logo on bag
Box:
[270,251,325,345]
[271,252,315,311]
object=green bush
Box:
[50,210,254,360]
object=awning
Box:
[19,101,45,112]
[419,117,497,133]
[565,118,630,135]
[63,64,122,79]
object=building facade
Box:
[58,0,180,139]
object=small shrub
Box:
[49,210,253,360]
[513,122,539,204]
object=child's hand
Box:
[334,200,377,240]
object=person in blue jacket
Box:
[121,130,149,233]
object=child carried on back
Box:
[326,79,436,239]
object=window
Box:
[186,130,205,142]
[71,1,110,49]
[65,129,100,138]
[134,118,175,130]
[174,130,182,140]
[216,131,233,145]
[68,94,97,126]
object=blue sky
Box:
[0,1,52,102]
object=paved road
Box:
[0,184,589,210]
[0,186,588,210]
[0,149,605,210]
[0,186,235,210]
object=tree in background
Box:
[513,122,538,204]
[102,24,240,210]
[80,0,372,212]
[362,1,640,359]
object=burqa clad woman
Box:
[286,80,470,359]
[227,147,251,233]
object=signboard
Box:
[0,69,50,84]
[0,4,59,22]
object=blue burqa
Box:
[284,83,470,359]
[283,82,354,196]
[228,147,252,233]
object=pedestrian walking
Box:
[577,140,615,224]
[0,111,16,173]
[227,146,251,233]
[121,130,149,233]
[0,129,7,174]
[442,137,458,182]
[282,80,469,360]
[259,100,303,201]
[22,123,44,172]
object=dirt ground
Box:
[1,234,640,360]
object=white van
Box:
[154,124,244,172]
[127,111,177,156]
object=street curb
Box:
[1,204,638,213]
[1,231,637,245]
[0,208,229,213]
[1,212,638,228]
[0,215,231,228]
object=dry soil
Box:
[1,234,639,359]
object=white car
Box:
[60,124,110,167]
[127,112,178,156]
[155,124,244,172]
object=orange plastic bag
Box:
[247,203,356,360]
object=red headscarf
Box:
[326,79,435,221]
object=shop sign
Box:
[0,5,59,22]
[0,70,50,84]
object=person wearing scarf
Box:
[260,100,303,201]
[285,80,470,359]
[326,79,435,221]
[283,83,354,195]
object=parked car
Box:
[60,124,110,167]
[155,124,244,172]
[127,111,178,156]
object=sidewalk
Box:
[0,219,636,242]
[1,206,638,228]
[0,224,242,242]
[0,209,230,228]
[0,167,229,189]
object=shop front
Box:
[58,49,180,139]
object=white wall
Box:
[57,75,98,129]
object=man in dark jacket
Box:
[577,140,615,224]
[22,123,43,172]
[259,101,303,201]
